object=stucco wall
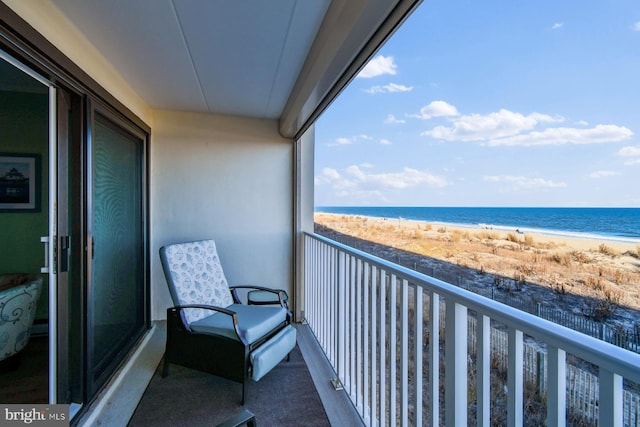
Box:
[151,110,294,320]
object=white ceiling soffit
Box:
[48,0,422,138]
[49,0,331,119]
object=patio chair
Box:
[159,239,296,404]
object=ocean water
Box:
[315,206,640,243]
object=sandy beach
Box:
[314,213,640,328]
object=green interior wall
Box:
[0,89,49,319]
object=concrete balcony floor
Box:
[76,322,362,426]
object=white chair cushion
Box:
[162,240,234,324]
[190,304,288,344]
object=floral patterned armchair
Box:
[0,275,43,362]
[159,239,296,404]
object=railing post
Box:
[445,300,467,427]
[415,285,423,426]
[477,314,490,427]
[401,279,409,425]
[370,266,377,425]
[389,274,397,426]
[379,270,387,427]
[363,263,370,423]
[507,327,523,427]
[355,259,363,414]
[599,368,623,427]
[337,251,345,388]
[547,345,566,427]
[429,292,440,426]
[349,256,356,396]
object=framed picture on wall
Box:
[0,153,41,212]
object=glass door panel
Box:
[87,109,146,397]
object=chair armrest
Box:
[173,304,236,317]
[229,286,286,306]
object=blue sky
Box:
[314,1,640,207]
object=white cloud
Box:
[576,120,589,126]
[552,22,563,30]
[335,137,353,145]
[633,21,640,31]
[618,145,640,165]
[385,114,406,124]
[315,167,340,185]
[618,146,640,157]
[379,139,392,145]
[422,108,563,142]
[483,175,567,189]
[346,165,448,189]
[316,165,448,202]
[589,170,620,178]
[419,103,632,146]
[364,83,413,94]
[487,124,632,146]
[357,55,397,78]
[322,167,340,180]
[410,100,459,120]
[329,134,373,146]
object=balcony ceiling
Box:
[1,0,420,136]
[49,0,331,119]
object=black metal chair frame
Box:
[162,285,291,405]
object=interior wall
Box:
[0,90,49,319]
[150,109,294,320]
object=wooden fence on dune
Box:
[463,314,640,426]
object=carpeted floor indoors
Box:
[128,345,330,426]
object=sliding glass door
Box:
[1,15,150,413]
[86,104,147,397]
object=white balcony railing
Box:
[303,232,640,427]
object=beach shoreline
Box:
[318,213,640,253]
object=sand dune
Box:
[314,213,640,329]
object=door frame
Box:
[1,5,151,416]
